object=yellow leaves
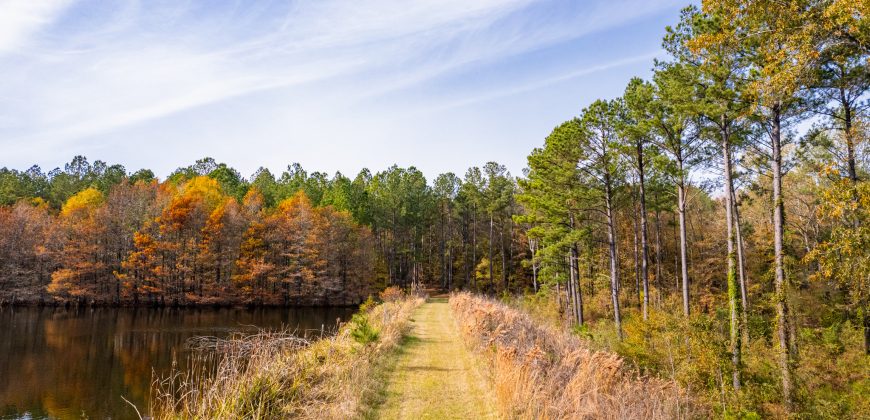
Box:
[131,231,157,254]
[242,187,264,212]
[820,164,841,179]
[276,190,313,214]
[30,197,49,209]
[47,268,75,295]
[161,176,230,232]
[61,187,103,218]
[475,257,492,282]
[179,176,224,208]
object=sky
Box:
[0,0,689,180]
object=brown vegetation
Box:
[150,295,422,419]
[0,178,374,306]
[449,292,705,419]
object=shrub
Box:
[350,313,380,346]
[379,286,404,303]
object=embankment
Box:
[450,292,706,419]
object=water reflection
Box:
[0,306,355,419]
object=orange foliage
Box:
[0,174,375,306]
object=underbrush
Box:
[149,293,422,419]
[507,289,870,419]
[450,292,705,419]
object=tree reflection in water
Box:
[0,305,353,419]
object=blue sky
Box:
[0,0,688,180]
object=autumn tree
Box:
[48,188,106,302]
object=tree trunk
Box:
[732,187,750,342]
[840,80,868,354]
[721,120,742,391]
[841,84,858,183]
[654,202,663,304]
[566,252,577,324]
[605,174,623,340]
[637,141,651,321]
[501,222,508,291]
[472,208,477,290]
[570,246,584,325]
[770,104,794,408]
[507,206,514,287]
[440,202,446,289]
[463,214,470,289]
[488,213,495,292]
[529,238,538,292]
[632,208,641,307]
[677,163,690,317]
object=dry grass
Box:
[450,292,707,419]
[149,296,423,419]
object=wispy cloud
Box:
[422,50,665,113]
[0,0,72,53]
[0,0,684,176]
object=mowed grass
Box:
[375,298,496,420]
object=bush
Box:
[379,286,404,303]
[350,313,380,346]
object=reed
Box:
[149,296,422,419]
[449,292,706,419]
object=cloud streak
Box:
[0,0,72,53]
[0,0,685,177]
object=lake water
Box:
[0,305,355,419]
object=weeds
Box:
[150,296,422,419]
[450,292,706,419]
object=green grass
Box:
[374,298,496,419]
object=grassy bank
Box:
[149,290,422,419]
[450,292,705,419]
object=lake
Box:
[0,305,356,419]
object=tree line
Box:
[517,0,867,415]
[0,156,529,305]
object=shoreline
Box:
[0,297,363,309]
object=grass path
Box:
[374,297,496,420]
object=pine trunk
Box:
[770,104,794,408]
[637,141,650,321]
[605,173,623,340]
[678,166,690,317]
[722,120,742,390]
[732,188,750,341]
[573,245,584,325]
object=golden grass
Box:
[449,292,707,419]
[149,296,423,419]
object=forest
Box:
[0,155,527,306]
[0,0,868,417]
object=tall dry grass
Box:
[450,292,706,419]
[149,296,422,419]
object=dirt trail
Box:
[375,298,496,420]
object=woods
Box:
[513,0,869,416]
[0,156,531,306]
